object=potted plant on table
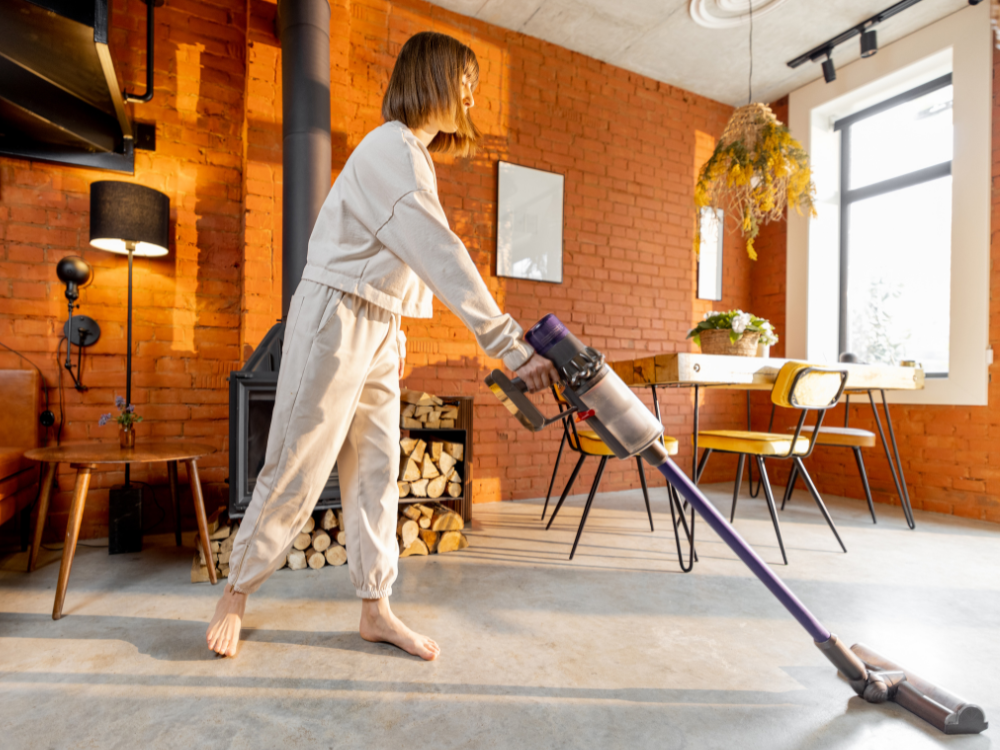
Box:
[99,396,143,449]
[688,310,778,357]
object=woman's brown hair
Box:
[382,31,481,157]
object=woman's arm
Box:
[376,189,534,372]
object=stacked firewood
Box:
[397,501,469,557]
[398,437,463,499]
[282,508,348,571]
[191,509,240,583]
[400,389,459,429]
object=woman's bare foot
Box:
[206,584,248,657]
[359,598,439,661]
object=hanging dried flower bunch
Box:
[695,102,816,260]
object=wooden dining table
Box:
[610,353,924,528]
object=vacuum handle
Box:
[485,370,575,432]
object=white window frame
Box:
[785,2,991,405]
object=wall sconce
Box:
[56,255,100,391]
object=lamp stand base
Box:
[109,484,143,555]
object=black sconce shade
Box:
[89,181,170,257]
[861,29,878,58]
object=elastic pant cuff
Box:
[357,586,393,600]
[229,579,256,595]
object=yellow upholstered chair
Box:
[544,386,694,568]
[781,393,879,524]
[696,362,849,564]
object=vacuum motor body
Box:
[523,314,662,460]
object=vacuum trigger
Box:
[575,409,595,422]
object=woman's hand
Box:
[514,354,560,393]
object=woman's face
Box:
[433,73,475,134]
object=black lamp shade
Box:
[89,181,170,257]
[860,29,877,58]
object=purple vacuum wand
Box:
[483,313,986,735]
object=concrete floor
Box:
[1,483,997,750]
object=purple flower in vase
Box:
[99,413,113,427]
[115,395,126,410]
[127,404,135,413]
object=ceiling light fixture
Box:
[784,0,971,82]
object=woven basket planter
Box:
[699,329,760,357]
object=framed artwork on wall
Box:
[496,161,564,283]
[697,207,724,301]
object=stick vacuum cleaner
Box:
[485,313,987,735]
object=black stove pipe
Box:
[278,0,331,317]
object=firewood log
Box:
[320,508,338,530]
[206,507,223,535]
[324,544,347,566]
[398,481,410,497]
[410,478,429,497]
[439,451,457,476]
[430,442,443,463]
[397,518,419,548]
[191,554,210,583]
[401,404,417,418]
[437,530,469,553]
[219,549,232,565]
[440,419,455,428]
[311,530,332,552]
[414,405,434,418]
[219,565,230,578]
[447,482,462,498]
[402,505,422,521]
[416,503,434,519]
[209,523,231,541]
[302,516,315,534]
[441,405,459,419]
[292,532,311,550]
[430,504,463,531]
[287,548,307,570]
[411,439,427,463]
[305,547,326,569]
[400,437,419,455]
[449,466,462,482]
[419,529,438,552]
[424,419,440,429]
[427,475,448,499]
[401,457,421,482]
[401,390,442,406]
[402,417,422,429]
[418,516,431,529]
[400,538,429,557]
[336,530,347,546]
[444,441,464,461]
[421,454,440,478]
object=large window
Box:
[836,74,953,376]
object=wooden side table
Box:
[25,441,217,619]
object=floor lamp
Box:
[89,181,169,553]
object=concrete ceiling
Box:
[425,0,972,106]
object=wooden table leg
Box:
[53,466,93,620]
[28,462,57,573]
[168,460,181,547]
[185,459,217,585]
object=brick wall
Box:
[0,0,755,541]
[748,55,1000,524]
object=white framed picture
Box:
[697,207,724,301]
[496,161,564,283]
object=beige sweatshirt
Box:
[303,120,535,372]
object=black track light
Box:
[861,28,878,58]
[822,55,837,83]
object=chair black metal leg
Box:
[542,430,568,521]
[636,457,654,531]
[547,454,587,530]
[695,448,712,484]
[667,483,696,571]
[853,447,877,524]
[793,457,847,553]
[569,456,608,560]
[781,464,799,511]
[670,483,698,563]
[730,454,746,523]
[756,456,788,565]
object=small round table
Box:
[25,441,218,619]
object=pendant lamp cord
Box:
[748,0,754,105]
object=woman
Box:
[206,31,559,660]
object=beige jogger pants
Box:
[227,280,401,599]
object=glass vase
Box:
[119,425,135,449]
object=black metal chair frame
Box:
[696,366,850,565]
[541,386,696,569]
